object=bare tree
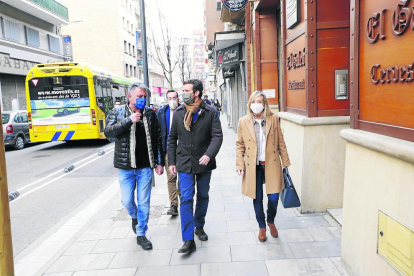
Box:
[176,38,192,83]
[148,3,178,90]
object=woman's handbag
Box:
[280,168,301,208]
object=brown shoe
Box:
[258,228,267,242]
[267,222,278,238]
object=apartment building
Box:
[0,0,69,111]
[62,0,138,79]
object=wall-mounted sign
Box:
[288,79,305,90]
[222,0,248,12]
[287,48,306,70]
[263,89,276,99]
[217,44,241,68]
[335,70,348,100]
[0,53,38,76]
[286,0,300,29]
[223,68,235,78]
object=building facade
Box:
[192,29,206,87]
[207,1,414,275]
[0,0,69,111]
[62,0,138,78]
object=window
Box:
[134,66,136,77]
[128,43,131,54]
[125,64,129,77]
[127,20,130,32]
[132,46,135,56]
[123,17,125,29]
[25,27,40,47]
[48,35,60,53]
[130,65,132,77]
[216,0,221,11]
[20,112,28,123]
[124,40,127,53]
[130,4,132,12]
[4,19,21,42]
[131,24,134,33]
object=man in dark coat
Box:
[168,79,223,253]
[105,83,164,250]
[156,90,180,216]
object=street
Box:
[6,140,117,256]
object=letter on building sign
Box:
[14,59,20,69]
[392,0,412,36]
[371,64,380,84]
[367,10,386,43]
[23,61,29,70]
[4,57,11,68]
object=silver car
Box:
[2,110,30,150]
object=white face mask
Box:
[168,100,179,110]
[250,103,264,114]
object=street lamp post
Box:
[139,0,150,105]
[0,106,14,275]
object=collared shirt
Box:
[169,108,174,130]
[253,116,266,164]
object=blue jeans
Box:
[118,168,153,236]
[253,165,279,229]
[178,171,212,241]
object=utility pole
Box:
[139,0,150,106]
[0,106,14,275]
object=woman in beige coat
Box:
[236,91,291,242]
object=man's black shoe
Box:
[132,218,138,234]
[167,205,179,216]
[195,227,208,241]
[137,236,152,250]
[178,240,196,253]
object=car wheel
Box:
[14,136,25,150]
[63,109,69,115]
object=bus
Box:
[25,62,141,142]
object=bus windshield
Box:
[28,76,91,126]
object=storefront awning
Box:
[214,31,245,51]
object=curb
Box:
[14,180,120,276]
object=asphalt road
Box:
[5,140,118,256]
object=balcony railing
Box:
[28,0,69,21]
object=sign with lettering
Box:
[0,53,38,76]
[288,80,305,90]
[217,44,241,68]
[286,0,300,29]
[287,48,306,70]
[223,68,235,78]
[356,0,414,133]
[222,0,248,12]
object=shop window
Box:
[48,35,60,53]
[4,19,21,42]
[25,27,40,47]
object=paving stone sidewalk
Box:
[41,116,349,276]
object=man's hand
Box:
[199,155,211,165]
[237,169,244,176]
[129,112,142,123]
[155,165,164,175]
[169,165,177,176]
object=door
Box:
[20,112,30,141]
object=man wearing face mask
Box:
[156,90,181,216]
[168,79,223,254]
[105,83,164,250]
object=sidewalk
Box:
[40,115,348,276]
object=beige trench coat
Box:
[236,114,291,199]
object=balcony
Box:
[2,0,69,25]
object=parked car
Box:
[57,104,80,115]
[2,110,30,150]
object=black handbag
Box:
[280,168,301,208]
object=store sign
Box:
[0,53,38,76]
[287,48,306,70]
[217,44,241,68]
[222,0,248,12]
[288,79,305,90]
[223,68,235,78]
[286,0,300,29]
[366,1,414,85]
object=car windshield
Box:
[2,114,10,124]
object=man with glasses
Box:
[105,83,164,250]
[156,90,181,216]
